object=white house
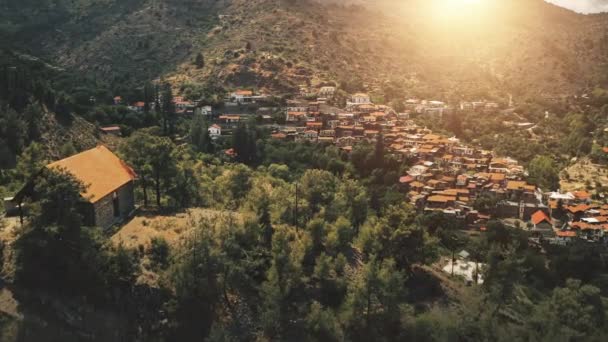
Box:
[197,106,213,116]
[349,93,371,105]
[208,124,222,138]
[230,89,254,103]
[319,86,336,97]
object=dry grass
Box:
[560,158,608,193]
[110,208,239,250]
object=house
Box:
[128,101,145,112]
[174,97,195,114]
[219,115,242,125]
[230,89,254,103]
[286,111,308,122]
[12,146,137,229]
[319,86,336,97]
[349,93,371,105]
[553,230,577,245]
[208,124,222,138]
[100,126,121,136]
[304,130,319,141]
[198,105,213,116]
[531,210,554,238]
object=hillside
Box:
[2,0,608,99]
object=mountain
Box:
[2,0,608,100]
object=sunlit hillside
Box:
[2,0,607,99]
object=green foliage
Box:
[194,53,205,69]
[527,155,560,191]
[121,131,177,207]
[14,169,140,299]
[150,237,170,269]
[190,115,214,154]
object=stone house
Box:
[13,146,137,229]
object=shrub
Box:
[149,237,170,269]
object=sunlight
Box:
[432,0,486,17]
[425,0,496,32]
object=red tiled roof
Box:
[567,204,590,214]
[531,210,551,225]
[555,230,576,238]
[400,176,415,184]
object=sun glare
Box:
[427,0,494,30]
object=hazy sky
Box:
[546,0,608,13]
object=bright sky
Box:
[545,0,608,13]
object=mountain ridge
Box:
[2,0,608,99]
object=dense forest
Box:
[1,102,608,340]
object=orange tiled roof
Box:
[555,230,576,238]
[571,222,601,230]
[506,181,534,191]
[47,146,136,203]
[234,90,253,96]
[572,191,591,201]
[427,195,457,203]
[531,210,551,225]
[567,204,591,214]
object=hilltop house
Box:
[12,146,137,229]
[208,124,222,138]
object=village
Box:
[205,86,608,247]
[3,82,601,252]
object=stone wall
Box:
[93,181,135,229]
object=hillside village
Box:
[25,81,607,252]
[4,1,608,340]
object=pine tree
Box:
[374,133,385,169]
[161,83,175,135]
[194,52,205,69]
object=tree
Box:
[22,101,43,141]
[150,137,177,207]
[15,142,46,184]
[0,105,27,167]
[305,301,343,341]
[190,115,214,153]
[374,133,385,169]
[169,148,201,208]
[232,124,257,165]
[341,256,406,340]
[527,155,560,191]
[258,195,273,248]
[299,169,337,214]
[14,169,105,296]
[527,279,606,340]
[161,83,175,135]
[194,52,205,69]
[59,141,77,158]
[121,132,176,207]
